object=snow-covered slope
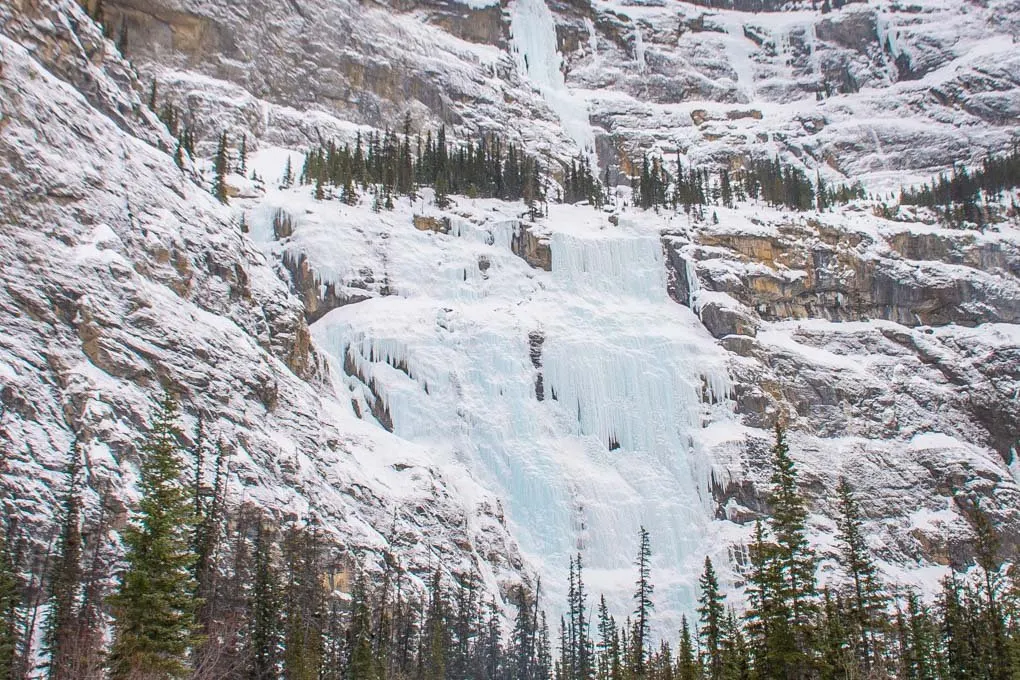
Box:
[0,0,523,596]
[238,161,1019,628]
[3,0,1019,633]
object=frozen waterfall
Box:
[510,0,596,159]
[312,203,731,631]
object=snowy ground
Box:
[244,149,738,625]
[240,145,1020,628]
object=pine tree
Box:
[248,522,282,680]
[698,557,725,680]
[422,569,449,680]
[816,590,850,680]
[971,504,1011,680]
[213,131,229,203]
[0,513,21,679]
[900,591,937,680]
[282,156,294,189]
[632,526,654,678]
[281,524,325,680]
[767,424,817,678]
[315,173,325,201]
[108,393,201,680]
[348,569,378,680]
[744,520,784,679]
[834,477,885,672]
[676,616,699,680]
[941,576,977,680]
[238,134,248,176]
[44,440,87,680]
[192,432,228,637]
[719,611,750,680]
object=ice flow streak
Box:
[312,203,730,630]
[511,0,596,159]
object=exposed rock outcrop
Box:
[282,252,370,324]
[413,214,452,234]
[511,222,553,271]
[668,223,1020,328]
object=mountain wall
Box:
[2,0,1019,628]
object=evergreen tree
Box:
[347,569,378,680]
[698,557,725,680]
[422,570,449,680]
[281,524,325,680]
[238,134,248,176]
[0,513,21,680]
[108,393,201,680]
[512,583,541,680]
[834,477,886,672]
[281,155,294,189]
[972,504,1011,680]
[676,616,699,680]
[44,440,87,680]
[248,522,282,680]
[213,132,230,203]
[632,527,654,678]
[719,611,750,680]
[767,424,817,678]
[744,520,784,679]
[816,590,850,680]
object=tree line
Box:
[898,146,1020,226]
[630,153,864,214]
[3,394,1019,679]
[297,120,546,213]
[148,85,876,220]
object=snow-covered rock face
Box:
[248,179,1019,628]
[107,0,1018,186]
[3,0,1019,633]
[0,0,523,594]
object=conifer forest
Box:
[2,396,1020,679]
[4,1,1020,680]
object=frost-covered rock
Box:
[0,0,524,597]
[3,0,1020,635]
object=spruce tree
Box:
[238,134,248,176]
[281,524,324,680]
[0,514,20,679]
[45,440,86,680]
[282,156,292,188]
[744,520,784,679]
[676,616,699,680]
[834,477,885,673]
[632,527,654,678]
[422,569,449,680]
[719,610,750,680]
[971,505,1011,680]
[767,424,817,678]
[348,569,378,680]
[698,557,725,680]
[248,522,281,680]
[213,131,229,203]
[108,393,201,680]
